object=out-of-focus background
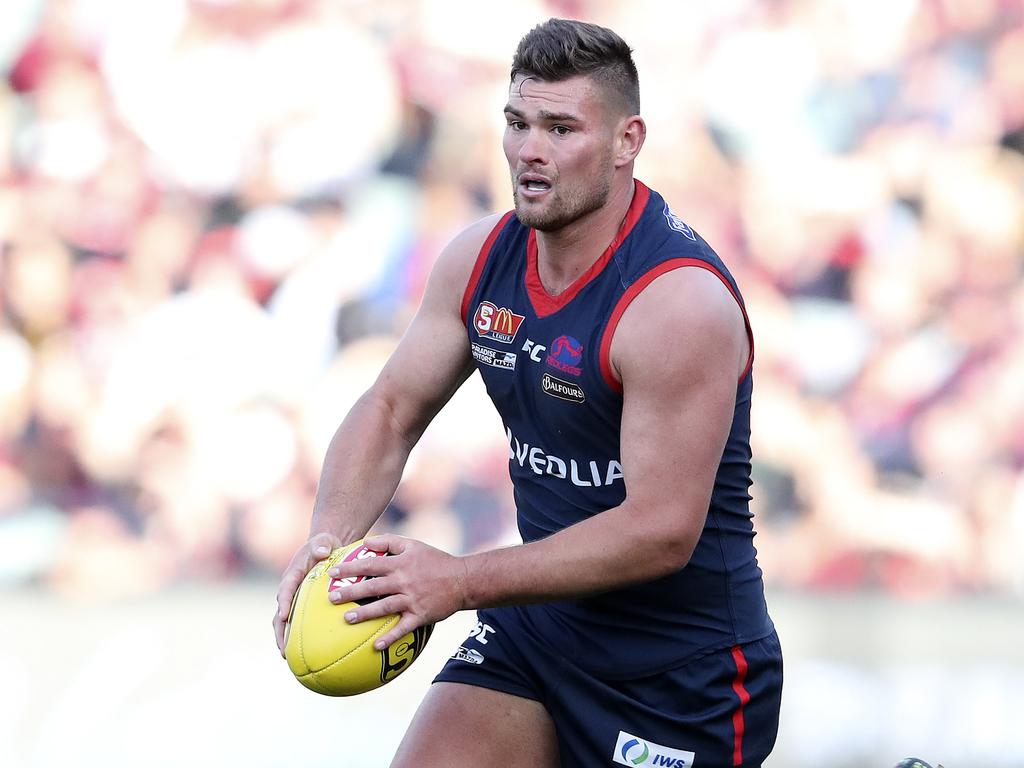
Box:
[1,0,1022,765]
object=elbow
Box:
[359,386,422,450]
[640,504,706,576]
[661,532,700,574]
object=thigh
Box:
[390,682,559,768]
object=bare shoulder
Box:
[610,266,749,387]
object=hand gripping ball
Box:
[284,540,433,696]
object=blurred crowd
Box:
[0,0,1022,600]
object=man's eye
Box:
[509,121,526,131]
[552,125,571,136]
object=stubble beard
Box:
[513,173,613,233]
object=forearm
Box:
[460,498,704,609]
[309,390,418,544]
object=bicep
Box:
[614,268,747,551]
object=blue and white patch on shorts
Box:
[612,730,695,767]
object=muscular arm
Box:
[272,213,502,652]
[339,266,750,647]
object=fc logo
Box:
[474,301,525,344]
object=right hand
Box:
[273,531,342,656]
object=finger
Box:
[363,533,406,555]
[276,569,305,621]
[343,593,406,624]
[328,577,391,607]
[273,613,286,654]
[329,555,392,581]
[309,531,341,561]
[372,614,422,651]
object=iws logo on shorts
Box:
[612,731,694,768]
[541,372,584,403]
[474,301,525,343]
[546,334,583,376]
[472,343,516,370]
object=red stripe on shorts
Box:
[731,645,751,766]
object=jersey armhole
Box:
[598,258,755,394]
[460,211,516,324]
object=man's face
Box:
[503,74,620,232]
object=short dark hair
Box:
[511,18,640,116]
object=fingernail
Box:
[328,568,338,576]
[329,591,341,602]
[315,546,329,555]
[345,611,357,622]
[374,640,385,650]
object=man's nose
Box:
[518,127,548,165]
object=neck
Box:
[534,177,636,295]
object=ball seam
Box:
[306,614,398,676]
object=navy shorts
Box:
[435,606,782,768]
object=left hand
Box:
[327,534,469,650]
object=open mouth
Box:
[519,177,552,196]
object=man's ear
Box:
[614,115,646,168]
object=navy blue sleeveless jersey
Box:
[460,180,774,678]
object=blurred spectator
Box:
[1,0,1022,600]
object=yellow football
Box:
[284,539,433,696]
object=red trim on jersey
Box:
[598,258,755,393]
[461,211,516,324]
[730,645,751,767]
[525,181,651,319]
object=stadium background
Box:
[1,0,1022,765]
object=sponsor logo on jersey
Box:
[546,334,583,376]
[451,646,485,664]
[541,373,585,403]
[522,338,546,362]
[663,202,696,241]
[612,731,695,767]
[506,428,624,488]
[471,343,516,370]
[473,301,525,343]
[467,620,495,645]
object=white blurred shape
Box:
[21,117,110,180]
[0,0,44,72]
[831,0,919,69]
[0,504,67,584]
[265,176,417,382]
[789,298,873,394]
[197,402,298,503]
[100,2,398,195]
[700,22,820,159]
[236,203,313,280]
[419,0,547,63]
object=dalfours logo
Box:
[546,334,583,376]
[541,373,585,403]
[473,301,525,343]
